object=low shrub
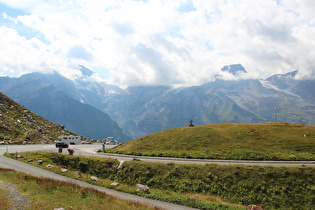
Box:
[116,162,315,209]
[31,152,119,179]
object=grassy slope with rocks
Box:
[0,92,82,144]
[109,122,315,161]
[8,152,315,210]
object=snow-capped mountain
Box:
[1,64,314,139]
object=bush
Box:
[117,162,315,209]
[42,153,119,178]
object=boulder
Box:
[74,171,82,178]
[37,160,43,165]
[61,168,68,172]
[27,159,33,162]
[91,176,99,181]
[46,164,54,169]
[136,184,149,193]
[248,205,263,210]
[111,182,120,187]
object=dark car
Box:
[55,142,69,148]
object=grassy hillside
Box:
[109,122,315,160]
[0,92,80,144]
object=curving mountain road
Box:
[0,144,314,209]
[1,144,314,167]
[0,144,196,210]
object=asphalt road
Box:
[1,144,314,167]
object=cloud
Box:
[111,21,134,36]
[132,43,179,85]
[0,25,78,79]
[68,45,94,61]
[2,12,17,23]
[0,0,314,86]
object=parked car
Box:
[82,140,92,144]
[55,142,69,148]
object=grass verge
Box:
[0,168,159,210]
[0,186,13,209]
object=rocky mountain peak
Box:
[79,65,95,77]
[221,64,248,75]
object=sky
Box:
[0,0,314,87]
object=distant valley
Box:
[0,73,130,141]
[1,64,314,140]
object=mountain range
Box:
[1,64,314,140]
[0,73,130,141]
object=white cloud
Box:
[0,0,314,86]
[2,12,17,23]
[0,25,79,79]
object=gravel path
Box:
[0,179,33,210]
[0,155,197,210]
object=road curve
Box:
[1,144,314,167]
[72,144,315,167]
[65,144,315,167]
[0,153,196,210]
[0,144,314,209]
[99,153,315,167]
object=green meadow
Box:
[109,122,315,160]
